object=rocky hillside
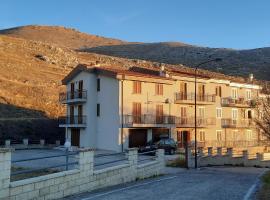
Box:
[0,25,127,49]
[84,43,270,81]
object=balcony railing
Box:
[59,90,87,104]
[221,97,251,107]
[175,92,216,103]
[59,115,87,127]
[221,118,254,128]
[175,117,216,127]
[123,114,175,126]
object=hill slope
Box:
[84,43,270,80]
[0,25,127,49]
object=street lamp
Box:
[194,58,222,169]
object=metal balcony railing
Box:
[123,114,175,125]
[175,117,216,127]
[59,90,87,103]
[221,97,250,107]
[221,118,254,128]
[58,115,87,126]
[175,92,216,103]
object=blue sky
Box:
[1,0,270,49]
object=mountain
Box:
[0,25,127,49]
[83,43,270,81]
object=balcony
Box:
[59,115,87,128]
[175,117,216,127]
[221,118,254,128]
[175,92,216,104]
[123,114,175,128]
[221,97,253,108]
[59,90,87,104]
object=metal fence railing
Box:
[59,90,87,102]
[138,150,158,164]
[94,152,128,170]
[11,149,79,180]
[175,92,216,103]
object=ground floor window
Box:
[216,130,222,141]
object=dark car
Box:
[156,138,177,155]
[138,140,157,153]
[138,138,177,155]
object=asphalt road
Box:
[63,167,267,200]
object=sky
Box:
[1,0,270,49]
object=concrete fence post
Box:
[217,147,222,156]
[79,148,94,176]
[40,139,45,146]
[5,140,10,147]
[23,138,28,146]
[207,147,213,156]
[128,148,138,168]
[187,148,195,168]
[55,140,61,146]
[0,148,11,199]
[157,149,165,169]
[198,147,204,157]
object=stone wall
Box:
[187,147,270,168]
[0,148,165,200]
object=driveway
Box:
[63,167,267,200]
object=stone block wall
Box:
[0,148,164,200]
[187,147,270,168]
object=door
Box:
[78,105,83,124]
[198,84,205,101]
[132,102,141,123]
[129,129,147,148]
[232,109,238,125]
[198,107,205,125]
[156,105,163,124]
[177,131,190,148]
[180,107,187,125]
[78,80,83,98]
[71,128,80,146]
[70,105,74,124]
[180,82,187,100]
[70,82,75,99]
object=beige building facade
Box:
[59,64,262,152]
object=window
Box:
[215,86,222,97]
[216,130,222,141]
[78,80,83,98]
[199,131,205,141]
[246,130,252,141]
[232,109,238,119]
[216,108,222,118]
[155,83,163,95]
[246,90,252,100]
[97,78,100,91]
[247,110,252,119]
[97,104,100,117]
[232,88,238,99]
[180,82,187,94]
[133,81,141,94]
[70,82,75,99]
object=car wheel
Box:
[170,149,175,155]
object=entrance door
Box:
[198,84,205,101]
[177,131,190,148]
[152,128,169,142]
[180,82,187,100]
[71,128,80,146]
[132,102,141,123]
[129,129,147,148]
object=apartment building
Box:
[59,64,262,152]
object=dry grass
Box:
[256,171,270,200]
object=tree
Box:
[255,95,270,140]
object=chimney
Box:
[249,73,254,82]
[95,60,101,67]
[159,64,166,77]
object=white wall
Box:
[96,76,120,151]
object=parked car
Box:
[138,138,177,155]
[156,138,177,155]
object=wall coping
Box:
[0,148,14,153]
[94,164,129,175]
[79,148,95,152]
[138,161,158,168]
[10,169,80,188]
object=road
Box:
[63,167,267,200]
